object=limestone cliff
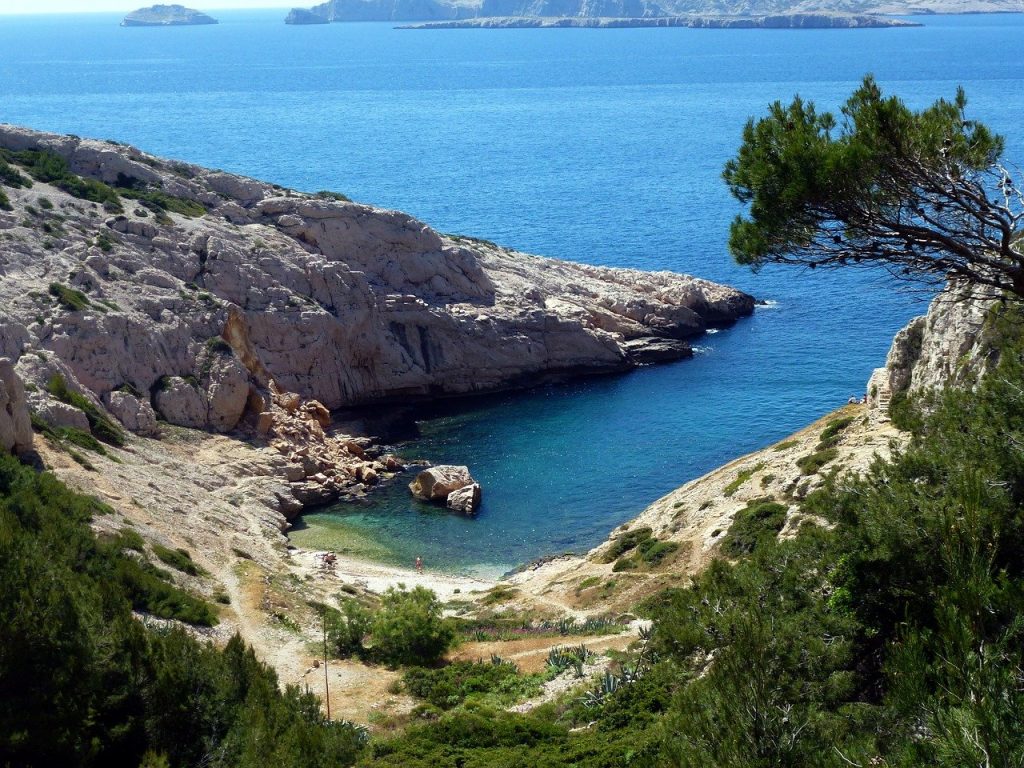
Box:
[0,125,752,443]
[878,286,1001,409]
[0,358,32,457]
[292,0,1022,23]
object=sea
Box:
[1,10,1021,576]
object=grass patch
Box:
[47,374,126,447]
[112,527,146,552]
[613,537,681,571]
[719,498,789,557]
[816,416,855,450]
[315,190,351,202]
[723,462,764,497]
[152,544,206,577]
[94,230,115,252]
[796,448,839,476]
[480,585,520,606]
[118,187,207,219]
[401,660,544,711]
[5,148,122,212]
[598,526,653,564]
[48,282,91,311]
[0,156,32,189]
[773,439,799,451]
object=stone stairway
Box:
[867,368,892,421]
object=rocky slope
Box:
[402,11,918,25]
[289,0,1022,23]
[0,125,751,428]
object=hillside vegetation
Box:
[353,304,1024,766]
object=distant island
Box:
[285,0,1024,23]
[400,12,920,27]
[121,4,218,26]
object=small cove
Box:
[2,11,1022,574]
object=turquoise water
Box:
[2,12,1022,575]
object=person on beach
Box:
[415,556,423,573]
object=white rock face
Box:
[447,482,481,515]
[409,465,476,502]
[32,400,90,432]
[884,285,999,399]
[0,125,754,438]
[0,358,33,456]
[106,390,159,437]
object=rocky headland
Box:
[287,0,1023,24]
[121,4,219,26]
[0,124,752,520]
[401,12,918,27]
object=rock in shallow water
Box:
[409,465,477,502]
[447,482,482,515]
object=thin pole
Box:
[323,612,331,720]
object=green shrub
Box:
[112,527,146,552]
[637,539,679,566]
[889,389,925,433]
[719,498,789,557]
[94,230,114,252]
[47,373,126,447]
[817,415,855,450]
[48,282,91,311]
[0,156,32,188]
[118,187,206,218]
[723,462,764,497]
[795,448,839,476]
[152,544,205,577]
[55,425,108,456]
[204,336,233,355]
[371,585,454,667]
[599,526,653,563]
[0,188,11,211]
[401,661,539,710]
[9,149,122,211]
[614,536,680,571]
[315,190,351,202]
[773,439,799,451]
[326,598,373,659]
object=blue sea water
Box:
[1,11,1022,575]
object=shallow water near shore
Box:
[3,12,1023,575]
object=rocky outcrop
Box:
[285,7,330,22]
[0,124,753,443]
[106,390,160,437]
[402,13,918,27]
[292,0,1017,23]
[121,4,218,26]
[410,465,477,503]
[881,285,999,407]
[0,358,33,456]
[447,482,482,515]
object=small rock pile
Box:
[255,385,404,514]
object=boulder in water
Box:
[409,464,476,502]
[446,482,481,515]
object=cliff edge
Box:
[0,125,752,440]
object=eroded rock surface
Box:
[0,358,32,456]
[409,465,476,503]
[0,124,753,446]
